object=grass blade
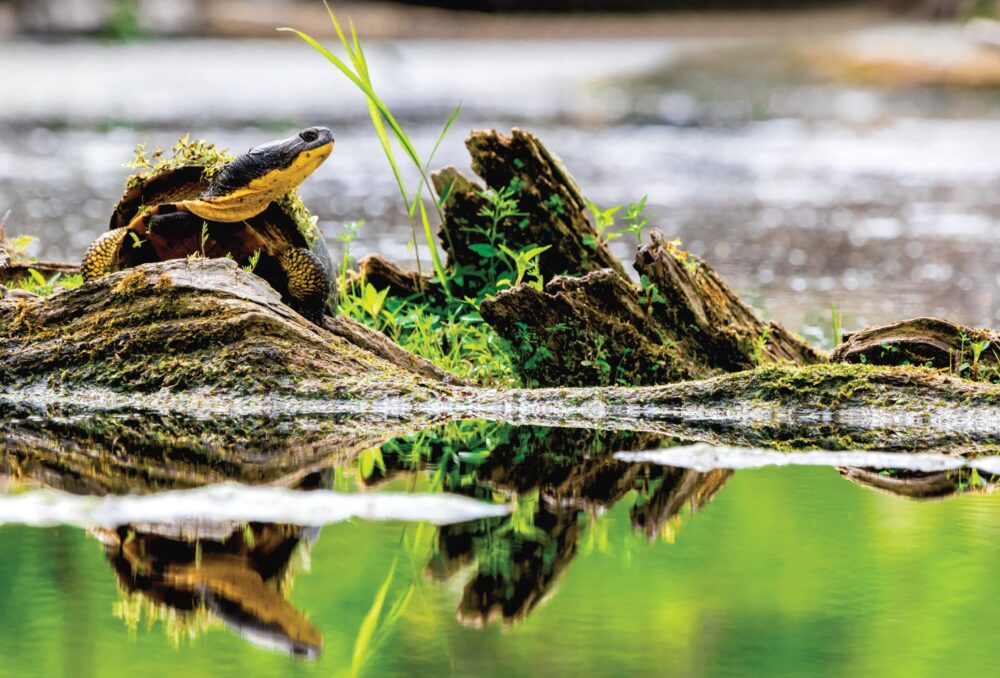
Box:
[419,199,451,298]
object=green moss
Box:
[112,269,148,297]
[125,135,233,189]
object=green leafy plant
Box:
[831,303,843,347]
[10,269,83,296]
[242,249,261,273]
[620,195,650,245]
[282,5,459,297]
[582,198,622,251]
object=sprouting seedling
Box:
[971,339,990,380]
[360,282,389,328]
[477,183,527,232]
[582,198,622,250]
[243,249,261,273]
[831,303,843,347]
[620,195,650,245]
[498,244,550,290]
[337,220,364,291]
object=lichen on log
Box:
[479,269,697,387]
[635,230,823,370]
[0,258,448,400]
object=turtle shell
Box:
[110,164,337,313]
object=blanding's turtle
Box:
[82,127,337,323]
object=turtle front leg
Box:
[277,246,328,324]
[81,227,129,281]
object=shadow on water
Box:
[1,401,998,660]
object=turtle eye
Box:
[300,129,319,143]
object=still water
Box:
[1,416,999,677]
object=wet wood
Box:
[479,268,699,386]
[635,230,823,370]
[0,257,451,400]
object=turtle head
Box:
[189,127,334,222]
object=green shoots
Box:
[281,3,459,297]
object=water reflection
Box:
[95,521,322,659]
[1,412,997,659]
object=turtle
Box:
[81,127,337,323]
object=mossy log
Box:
[479,269,699,386]
[4,259,1000,456]
[479,230,822,386]
[635,231,823,370]
[353,128,819,387]
[0,258,455,397]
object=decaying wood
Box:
[433,129,625,280]
[635,230,823,370]
[480,230,822,386]
[352,253,431,299]
[0,260,80,286]
[831,317,999,371]
[479,268,698,386]
[0,258,449,399]
[4,259,1000,434]
[348,129,818,387]
[0,214,81,285]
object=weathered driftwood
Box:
[352,252,431,299]
[433,129,625,280]
[831,317,999,372]
[480,269,698,386]
[348,129,818,387]
[480,230,822,386]
[635,231,822,369]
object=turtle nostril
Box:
[300,129,319,143]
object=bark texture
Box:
[0,258,445,399]
[433,129,625,280]
[480,230,823,386]
[831,317,999,373]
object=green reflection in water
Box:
[1,421,1000,677]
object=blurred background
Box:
[2,0,1000,346]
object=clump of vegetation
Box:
[288,7,658,387]
[1,234,83,296]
